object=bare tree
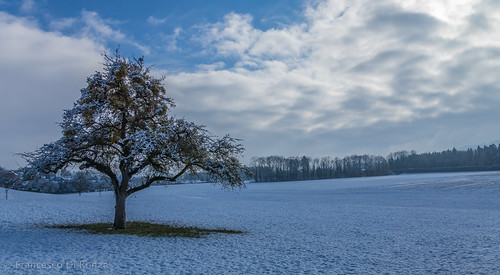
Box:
[23,51,248,229]
[95,176,110,197]
[71,172,91,196]
[0,167,19,200]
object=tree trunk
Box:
[113,193,127,229]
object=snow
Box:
[1,171,500,274]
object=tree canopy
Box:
[24,51,248,228]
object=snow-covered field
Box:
[1,171,500,274]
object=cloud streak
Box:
[147,15,168,26]
[48,10,150,55]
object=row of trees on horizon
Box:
[3,144,500,191]
[250,144,500,182]
[0,166,218,196]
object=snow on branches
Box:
[24,50,248,194]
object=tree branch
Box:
[167,163,192,182]
[125,163,191,197]
[80,157,119,190]
[129,157,152,177]
[125,175,166,197]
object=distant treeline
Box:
[388,144,500,174]
[250,144,500,182]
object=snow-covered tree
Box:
[23,51,248,229]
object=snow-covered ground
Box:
[1,171,500,274]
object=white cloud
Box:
[197,13,262,57]
[147,15,168,25]
[20,0,35,13]
[49,10,150,55]
[80,10,126,42]
[162,27,182,51]
[0,12,103,168]
[49,17,77,31]
[196,62,226,71]
[167,0,500,157]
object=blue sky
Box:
[1,0,500,169]
[1,0,306,70]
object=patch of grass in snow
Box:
[47,222,245,238]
